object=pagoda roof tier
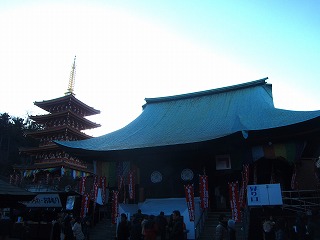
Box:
[30,110,101,129]
[20,143,60,154]
[24,125,92,140]
[34,94,100,116]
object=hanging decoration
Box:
[111,190,119,224]
[118,175,124,191]
[92,182,99,211]
[184,184,195,222]
[9,174,14,185]
[128,170,135,200]
[100,176,107,204]
[253,164,257,184]
[79,176,86,195]
[239,164,249,208]
[270,163,276,184]
[80,193,90,218]
[291,165,297,190]
[199,174,209,209]
[91,175,97,199]
[228,181,241,222]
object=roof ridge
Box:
[144,77,268,104]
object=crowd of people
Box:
[0,208,92,240]
[51,212,91,240]
[214,214,236,240]
[117,209,187,240]
[261,209,320,240]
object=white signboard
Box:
[25,194,62,208]
[247,184,283,206]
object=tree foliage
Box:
[0,112,40,176]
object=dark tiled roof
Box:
[0,179,36,199]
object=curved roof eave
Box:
[55,78,320,153]
[34,94,100,116]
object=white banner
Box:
[247,184,283,206]
[24,194,62,208]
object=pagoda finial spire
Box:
[65,55,76,95]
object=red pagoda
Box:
[15,57,101,191]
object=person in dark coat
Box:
[227,219,236,240]
[144,215,158,240]
[133,209,144,223]
[63,213,75,240]
[0,211,12,240]
[156,211,168,240]
[215,214,228,240]
[82,213,91,240]
[130,215,142,240]
[169,210,184,240]
[52,215,62,240]
[117,213,131,240]
[274,218,286,240]
[307,209,320,240]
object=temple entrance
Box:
[254,157,294,190]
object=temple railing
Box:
[194,208,207,240]
[282,189,320,213]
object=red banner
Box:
[111,190,119,224]
[90,175,97,201]
[80,193,90,218]
[228,182,241,222]
[100,176,107,204]
[184,184,195,222]
[199,175,209,209]
[128,171,135,200]
[91,183,98,202]
[93,175,98,186]
[118,175,124,190]
[79,176,86,195]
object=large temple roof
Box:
[56,78,320,152]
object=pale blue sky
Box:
[0,0,319,136]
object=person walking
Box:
[144,215,158,240]
[82,213,91,240]
[156,211,168,240]
[72,217,85,240]
[227,219,236,240]
[130,215,142,240]
[307,209,320,240]
[274,218,286,240]
[263,216,275,240]
[117,213,131,240]
[169,210,184,240]
[215,214,227,240]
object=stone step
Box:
[90,218,116,240]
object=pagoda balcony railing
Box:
[34,158,87,168]
[282,189,320,213]
[24,183,59,193]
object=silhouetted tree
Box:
[0,113,40,176]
